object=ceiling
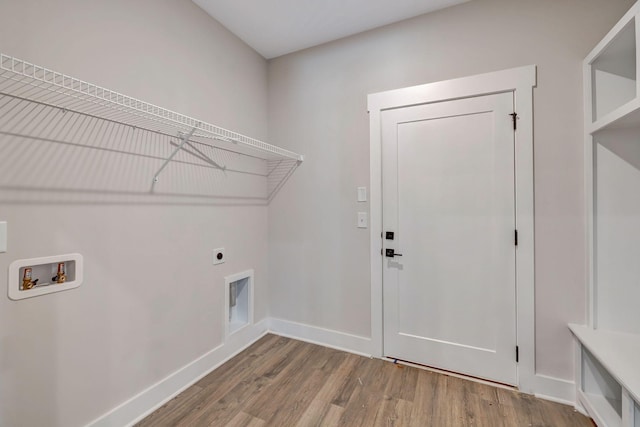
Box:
[192,0,470,59]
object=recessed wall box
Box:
[224,270,253,337]
[8,253,83,300]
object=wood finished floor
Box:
[138,334,593,427]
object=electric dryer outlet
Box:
[213,248,225,265]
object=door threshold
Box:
[382,356,518,392]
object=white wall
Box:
[595,129,640,335]
[2,0,638,424]
[267,0,635,383]
[0,0,269,425]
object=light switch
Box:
[357,187,367,202]
[357,212,368,229]
[0,222,6,253]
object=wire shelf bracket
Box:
[152,126,200,192]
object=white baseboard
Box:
[267,319,581,410]
[268,317,373,357]
[84,317,581,427]
[533,373,576,407]
[85,318,371,427]
[86,318,269,427]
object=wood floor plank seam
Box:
[137,334,593,427]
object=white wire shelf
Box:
[0,53,303,201]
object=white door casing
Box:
[368,65,536,392]
[382,92,517,385]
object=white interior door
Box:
[382,92,517,385]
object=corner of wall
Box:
[86,319,270,427]
[533,374,576,407]
[267,317,373,357]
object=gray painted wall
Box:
[267,0,634,382]
[0,0,637,424]
[0,0,269,425]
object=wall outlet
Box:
[213,248,225,265]
[357,212,368,229]
[0,221,6,253]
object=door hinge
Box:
[516,346,519,363]
[514,230,518,246]
[509,112,518,131]
[381,248,383,256]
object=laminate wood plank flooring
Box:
[138,334,594,427]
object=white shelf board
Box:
[579,389,623,427]
[570,324,640,404]
[0,53,303,162]
[589,97,640,134]
[584,2,639,66]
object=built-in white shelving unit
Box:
[0,53,303,201]
[573,3,640,426]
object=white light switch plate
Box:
[357,187,367,202]
[357,212,368,229]
[0,222,6,253]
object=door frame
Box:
[367,65,537,392]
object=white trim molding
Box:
[85,317,371,427]
[85,315,580,427]
[534,374,577,407]
[367,65,538,393]
[268,317,373,357]
[86,319,270,427]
